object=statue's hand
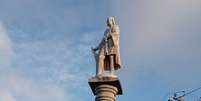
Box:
[91,47,98,56]
[91,47,98,52]
[91,47,96,53]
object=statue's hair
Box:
[107,16,116,26]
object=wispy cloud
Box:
[0,72,77,101]
[0,92,16,101]
[0,0,110,100]
[0,21,13,69]
[0,21,77,101]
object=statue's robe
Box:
[97,25,121,70]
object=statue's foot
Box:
[95,74,103,79]
[108,74,118,78]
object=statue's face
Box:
[107,17,115,27]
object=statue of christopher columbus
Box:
[92,16,121,78]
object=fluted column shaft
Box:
[95,85,118,101]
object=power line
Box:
[165,85,201,101]
[182,86,201,97]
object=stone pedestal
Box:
[88,76,123,101]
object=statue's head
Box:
[107,16,115,27]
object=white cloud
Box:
[0,21,84,101]
[0,22,13,69]
[0,92,16,101]
[0,1,111,100]
[0,72,75,101]
[1,30,101,101]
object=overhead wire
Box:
[163,85,201,101]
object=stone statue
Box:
[92,16,121,77]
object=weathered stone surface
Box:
[91,17,121,76]
[89,17,123,101]
[95,85,118,101]
[88,76,123,95]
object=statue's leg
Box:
[109,55,114,75]
[97,55,105,76]
[95,54,99,76]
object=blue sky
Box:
[0,0,201,101]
